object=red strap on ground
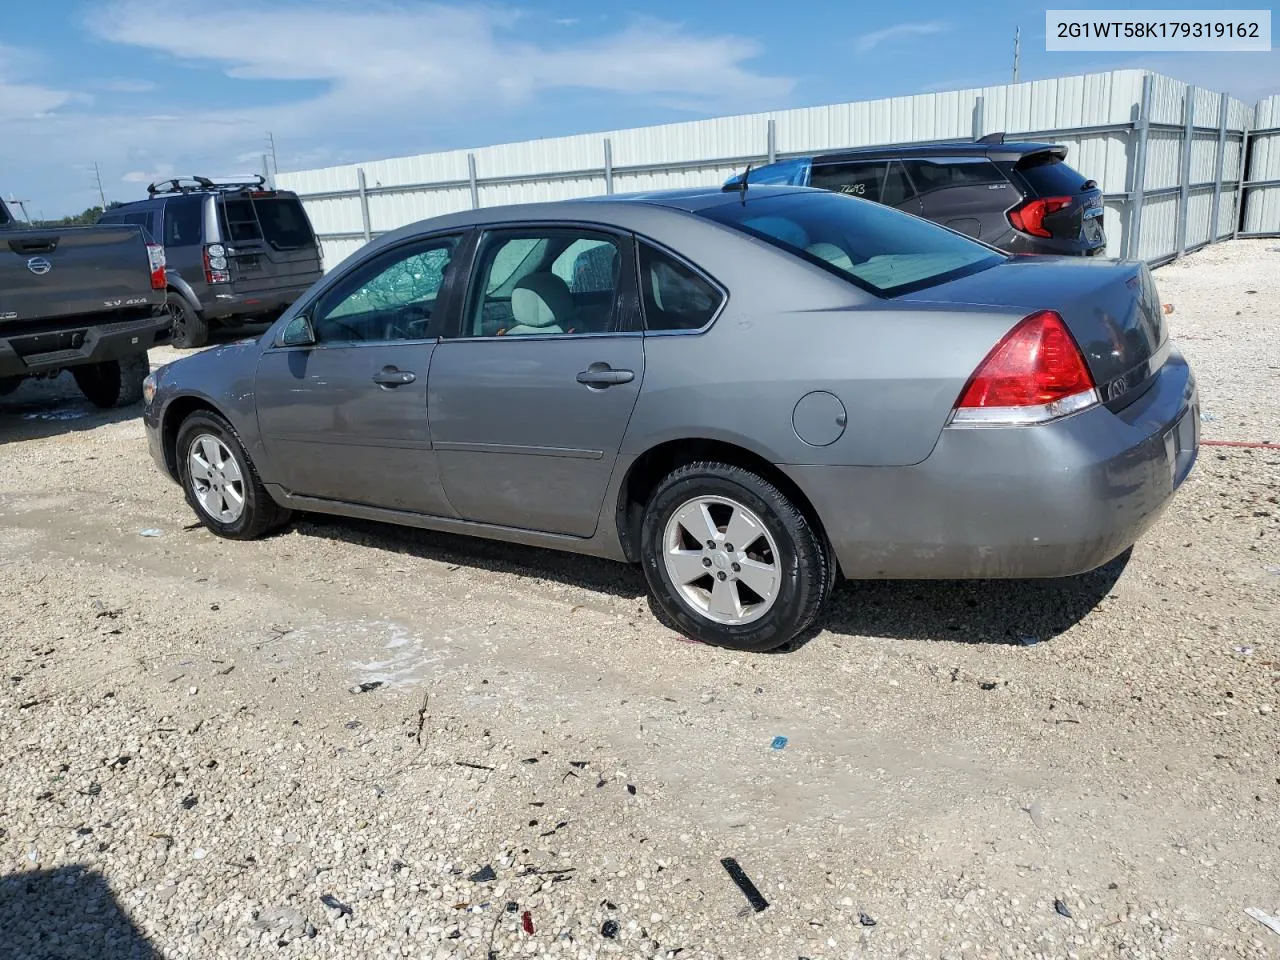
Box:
[1201,440,1280,450]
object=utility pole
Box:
[1012,26,1021,83]
[7,196,32,223]
[91,162,108,208]
[266,132,279,177]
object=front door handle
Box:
[373,366,416,387]
[576,364,635,387]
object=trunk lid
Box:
[900,257,1167,409]
[218,192,323,294]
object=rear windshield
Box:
[1015,153,1090,196]
[698,190,1004,297]
[219,195,315,249]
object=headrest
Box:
[806,242,855,273]
[511,272,573,328]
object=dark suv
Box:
[100,177,323,348]
[726,135,1106,257]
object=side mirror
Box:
[278,313,316,347]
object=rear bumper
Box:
[0,312,170,379]
[1002,230,1108,257]
[786,349,1199,579]
[201,281,317,321]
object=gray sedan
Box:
[142,185,1199,651]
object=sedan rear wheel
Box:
[175,410,291,539]
[640,462,829,651]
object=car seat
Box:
[505,272,573,336]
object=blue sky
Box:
[1,0,1277,217]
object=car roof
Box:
[810,139,1064,164]
[361,185,824,256]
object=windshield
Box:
[698,190,1004,297]
[220,195,315,249]
[1015,153,1090,195]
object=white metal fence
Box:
[276,69,1280,272]
[1242,93,1280,237]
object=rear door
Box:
[428,224,644,537]
[902,156,1021,242]
[254,233,464,514]
[219,192,323,294]
[160,196,206,287]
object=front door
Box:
[254,234,465,515]
[428,226,644,537]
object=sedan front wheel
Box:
[639,462,829,651]
[175,410,291,539]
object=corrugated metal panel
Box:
[1193,88,1220,127]
[1144,131,1183,190]
[1216,186,1241,238]
[1189,133,1219,183]
[1222,134,1246,181]
[1244,95,1280,234]
[1184,186,1215,246]
[1148,75,1187,125]
[1137,194,1180,260]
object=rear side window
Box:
[163,200,203,247]
[1015,153,1089,196]
[699,191,1003,297]
[902,158,1005,194]
[638,243,723,331]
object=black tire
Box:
[639,461,829,652]
[175,410,291,540]
[72,353,150,409]
[167,296,210,349]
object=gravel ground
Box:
[1,240,1278,960]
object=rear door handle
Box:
[576,365,634,387]
[373,367,416,387]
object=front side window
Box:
[464,229,622,338]
[699,191,1004,297]
[638,243,723,331]
[309,235,461,344]
[809,161,888,200]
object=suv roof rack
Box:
[147,175,268,196]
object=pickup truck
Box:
[1,195,170,408]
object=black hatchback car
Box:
[100,177,323,348]
[726,136,1107,257]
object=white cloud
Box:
[0,43,77,120]
[854,20,950,55]
[95,78,158,93]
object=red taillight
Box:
[145,242,166,290]
[1008,196,1071,238]
[952,310,1097,424]
[204,243,230,284]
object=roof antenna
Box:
[738,163,751,205]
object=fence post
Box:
[356,168,372,242]
[1126,74,1153,260]
[1233,123,1251,239]
[767,118,776,164]
[603,139,614,195]
[972,95,985,140]
[467,153,479,210]
[1209,96,1229,244]
[1174,85,1196,257]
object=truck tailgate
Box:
[2,226,165,323]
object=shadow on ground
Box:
[0,866,160,960]
[0,371,141,445]
[293,514,1129,648]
